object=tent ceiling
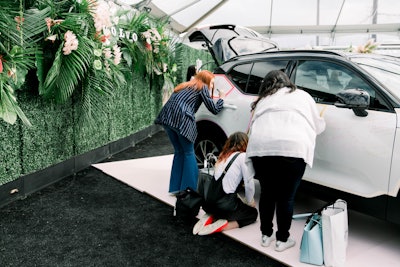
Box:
[116,0,400,47]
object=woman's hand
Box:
[248,199,256,207]
[217,89,225,99]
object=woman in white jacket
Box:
[246,70,326,252]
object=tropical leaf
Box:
[23,7,52,41]
[0,82,31,126]
[41,35,93,103]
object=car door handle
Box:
[223,103,237,110]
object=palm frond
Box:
[23,7,52,41]
[41,35,93,103]
[0,82,31,126]
[78,70,114,126]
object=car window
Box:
[293,60,390,110]
[228,63,252,93]
[247,60,289,95]
[228,61,289,95]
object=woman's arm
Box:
[200,86,224,115]
[240,154,256,205]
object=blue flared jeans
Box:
[164,126,199,193]
[251,156,306,242]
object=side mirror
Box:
[334,88,370,117]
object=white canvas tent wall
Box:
[116,0,400,49]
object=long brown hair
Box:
[216,132,248,164]
[174,70,215,95]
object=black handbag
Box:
[201,153,241,213]
[174,187,203,223]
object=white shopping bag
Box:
[321,199,348,267]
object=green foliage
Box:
[0,0,210,186]
[20,91,74,174]
[175,43,214,83]
[0,32,207,186]
[0,120,21,185]
[0,0,177,127]
[0,3,48,126]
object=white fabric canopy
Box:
[115,0,400,48]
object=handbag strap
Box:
[218,152,240,180]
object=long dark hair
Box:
[186,65,197,81]
[216,132,248,164]
[251,70,296,111]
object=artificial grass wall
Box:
[0,43,211,187]
[175,43,215,83]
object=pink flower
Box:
[63,30,79,55]
[113,45,122,65]
[14,16,24,31]
[103,48,112,59]
[145,42,152,51]
[92,2,112,32]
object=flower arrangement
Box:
[348,39,379,54]
[0,0,177,126]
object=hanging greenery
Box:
[0,0,177,126]
[0,0,49,126]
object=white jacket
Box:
[246,87,326,167]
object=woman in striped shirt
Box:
[155,70,225,194]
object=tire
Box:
[194,132,226,168]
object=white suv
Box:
[185,25,400,225]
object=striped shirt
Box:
[155,85,224,143]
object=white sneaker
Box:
[261,234,275,247]
[198,219,228,235]
[192,214,213,235]
[275,238,296,252]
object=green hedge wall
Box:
[175,43,215,83]
[0,43,211,186]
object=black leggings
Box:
[252,156,306,242]
[211,200,258,228]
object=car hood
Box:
[185,24,278,66]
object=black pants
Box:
[252,156,306,242]
[211,200,258,228]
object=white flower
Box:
[94,59,102,70]
[45,34,57,42]
[153,67,162,75]
[142,28,162,45]
[151,28,162,41]
[94,49,102,57]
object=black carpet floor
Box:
[0,130,286,267]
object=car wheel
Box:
[194,134,225,168]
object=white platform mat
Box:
[93,155,400,267]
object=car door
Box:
[213,60,291,136]
[292,59,396,198]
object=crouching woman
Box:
[193,132,258,235]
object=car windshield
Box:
[212,37,278,63]
[229,37,278,55]
[352,57,400,100]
